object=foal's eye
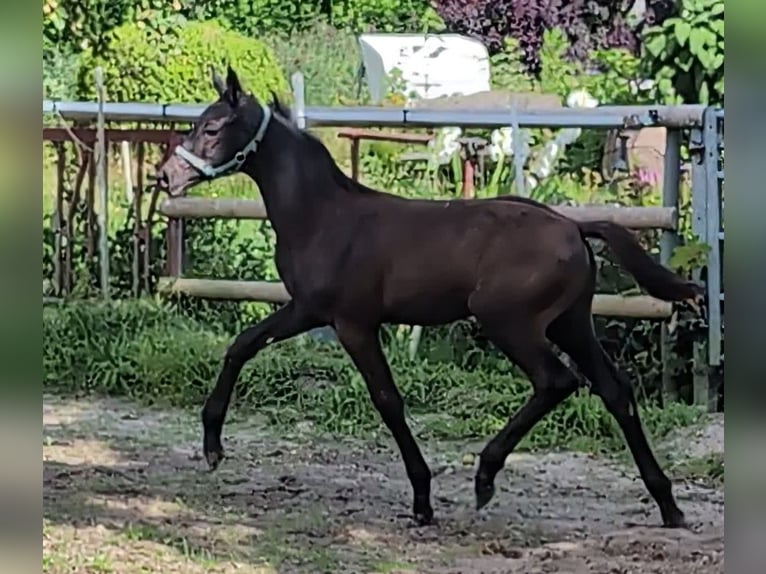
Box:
[203,126,220,136]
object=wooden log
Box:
[590,294,671,318]
[553,205,676,230]
[157,277,290,303]
[159,197,268,220]
[158,197,676,230]
[157,277,671,318]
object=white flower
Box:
[530,140,560,179]
[556,127,582,146]
[489,127,514,161]
[430,126,462,164]
[566,89,599,109]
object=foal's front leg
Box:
[202,301,319,470]
[334,321,434,525]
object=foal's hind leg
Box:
[472,318,580,510]
[548,301,686,528]
[202,302,319,470]
[334,320,434,525]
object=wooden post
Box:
[120,140,133,204]
[350,137,360,181]
[133,142,145,297]
[94,67,110,299]
[660,128,681,403]
[53,143,65,296]
[166,219,183,278]
[461,156,474,198]
[86,150,96,260]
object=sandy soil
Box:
[43,394,724,573]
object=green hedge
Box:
[43,0,440,60]
[77,20,288,103]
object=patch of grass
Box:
[370,560,417,573]
[242,510,340,572]
[88,553,114,573]
[43,300,705,455]
[123,523,221,568]
[672,452,724,486]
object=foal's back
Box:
[331,193,588,325]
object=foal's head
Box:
[156,66,287,196]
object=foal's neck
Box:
[243,115,342,244]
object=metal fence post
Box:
[510,106,526,196]
[689,123,710,407]
[660,128,681,402]
[291,72,306,130]
[703,107,724,411]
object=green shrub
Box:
[264,21,362,106]
[43,0,136,54]
[182,0,322,36]
[641,0,724,105]
[43,39,83,100]
[329,0,443,32]
[77,20,289,103]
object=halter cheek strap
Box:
[174,103,273,179]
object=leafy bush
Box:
[77,20,288,103]
[264,21,362,106]
[180,0,322,36]
[641,0,724,104]
[433,0,640,74]
[43,301,704,449]
[43,0,136,54]
[43,40,82,100]
[328,0,443,32]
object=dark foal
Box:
[157,66,701,528]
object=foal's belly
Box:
[380,279,472,326]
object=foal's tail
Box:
[577,220,703,302]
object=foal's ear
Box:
[210,67,226,98]
[225,65,243,105]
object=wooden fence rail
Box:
[156,277,672,319]
[157,196,675,319]
[158,197,677,230]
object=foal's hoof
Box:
[475,480,496,511]
[204,447,225,471]
[414,508,434,526]
[662,508,687,529]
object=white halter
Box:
[174,103,272,178]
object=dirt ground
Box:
[43,394,724,573]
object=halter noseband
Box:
[174,103,272,179]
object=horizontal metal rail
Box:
[43,100,708,129]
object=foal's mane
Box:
[266,94,376,195]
